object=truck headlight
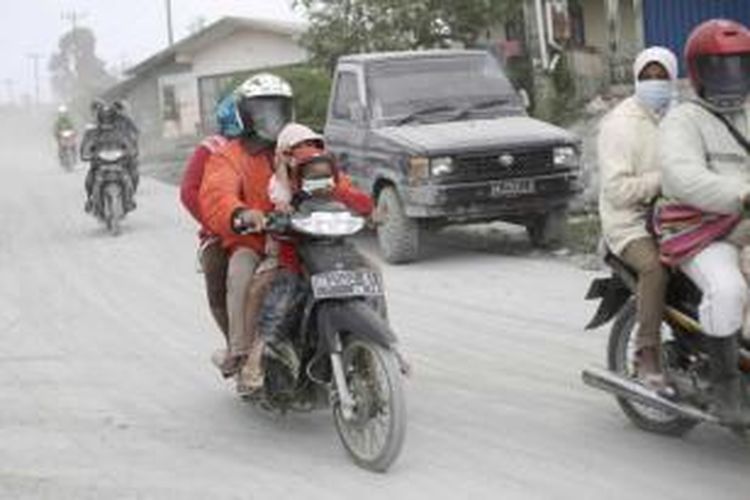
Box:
[430,156,455,176]
[408,156,429,184]
[553,146,578,168]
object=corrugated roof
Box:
[125,16,305,77]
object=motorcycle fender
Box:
[585,275,632,330]
[316,301,396,351]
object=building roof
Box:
[125,16,305,77]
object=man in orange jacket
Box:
[199,73,294,392]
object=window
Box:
[332,72,360,121]
[161,85,180,121]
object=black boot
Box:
[705,335,750,427]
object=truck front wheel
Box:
[376,187,420,264]
[526,210,567,249]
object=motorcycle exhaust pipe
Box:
[581,366,718,424]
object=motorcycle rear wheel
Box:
[608,299,698,436]
[333,339,406,472]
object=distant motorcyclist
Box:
[54,105,77,169]
[198,73,295,393]
[81,99,140,211]
[597,46,678,391]
[53,105,74,137]
[657,19,750,426]
[179,94,243,368]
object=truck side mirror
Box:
[519,89,531,110]
[349,102,369,124]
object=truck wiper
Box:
[453,98,512,120]
[395,104,458,125]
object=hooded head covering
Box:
[633,46,678,82]
[215,95,243,138]
[632,46,679,116]
[276,123,323,152]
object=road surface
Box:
[0,117,747,499]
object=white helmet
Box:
[236,73,293,99]
[234,73,294,142]
[58,104,68,114]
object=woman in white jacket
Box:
[598,47,678,389]
[659,19,750,425]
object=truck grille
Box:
[446,149,556,183]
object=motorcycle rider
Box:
[253,136,375,388]
[659,19,750,425]
[53,104,74,137]
[81,99,140,212]
[180,94,243,363]
[597,46,678,390]
[198,73,294,393]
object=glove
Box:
[232,209,265,234]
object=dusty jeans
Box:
[199,238,228,341]
[621,237,668,350]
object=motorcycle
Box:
[238,199,407,472]
[582,250,750,436]
[81,127,136,236]
[57,129,77,171]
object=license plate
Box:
[311,270,383,299]
[489,179,535,197]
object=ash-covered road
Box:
[0,118,747,499]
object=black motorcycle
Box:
[240,199,407,472]
[80,126,137,235]
[582,251,750,436]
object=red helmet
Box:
[685,19,750,109]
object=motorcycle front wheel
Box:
[333,339,406,472]
[103,183,124,236]
[608,299,698,436]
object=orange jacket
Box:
[199,139,275,255]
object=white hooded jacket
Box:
[598,47,678,255]
[660,100,750,214]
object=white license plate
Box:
[311,270,383,299]
[489,179,535,197]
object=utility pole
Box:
[27,53,43,105]
[61,10,87,71]
[166,0,174,46]
[2,78,14,105]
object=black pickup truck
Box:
[324,49,582,263]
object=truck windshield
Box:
[367,53,521,126]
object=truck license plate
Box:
[311,270,383,299]
[489,179,535,197]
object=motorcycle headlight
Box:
[97,148,125,162]
[553,146,579,168]
[430,156,455,176]
[291,212,365,237]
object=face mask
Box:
[301,176,334,195]
[635,80,673,115]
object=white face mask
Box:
[301,176,334,195]
[635,80,673,115]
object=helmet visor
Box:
[696,53,750,100]
[237,96,293,142]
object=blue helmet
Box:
[215,95,243,138]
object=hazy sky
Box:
[0,0,303,103]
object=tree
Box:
[296,0,524,72]
[48,27,115,117]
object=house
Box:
[493,0,750,101]
[104,16,306,153]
